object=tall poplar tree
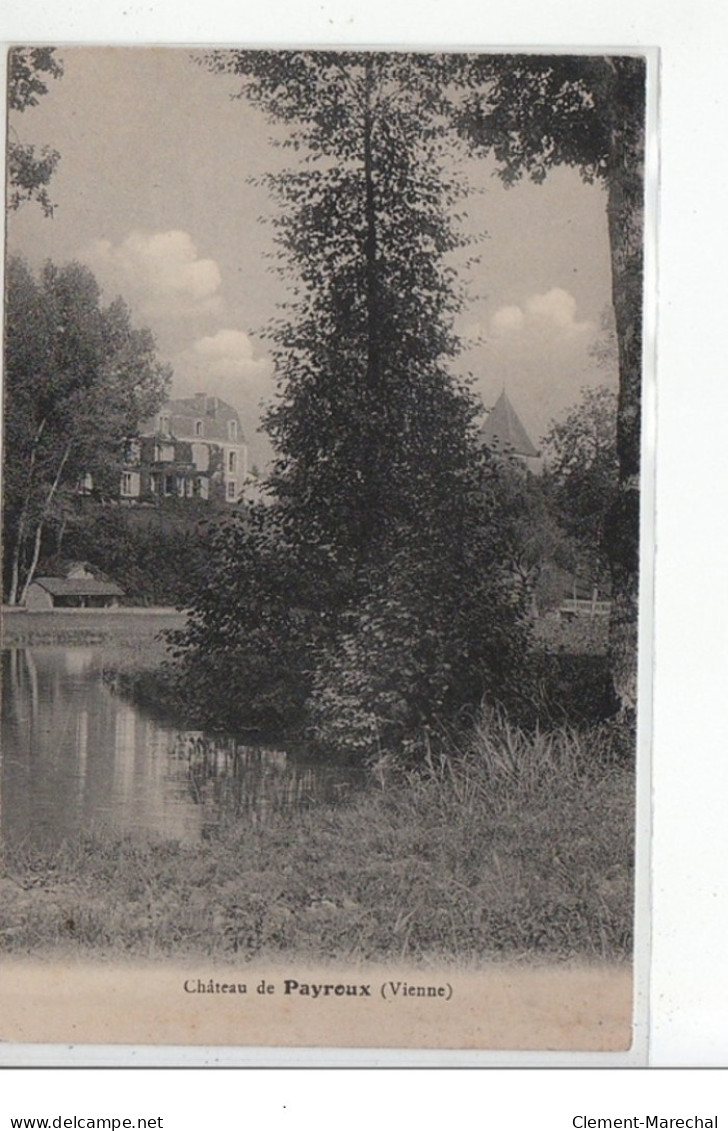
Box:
[176,51,525,750]
[207,51,478,573]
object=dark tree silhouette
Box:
[172,51,527,753]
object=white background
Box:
[2,0,727,1113]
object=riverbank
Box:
[1,606,187,647]
[1,712,634,965]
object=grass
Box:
[1,608,187,648]
[533,614,609,655]
[0,709,634,966]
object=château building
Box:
[120,393,248,505]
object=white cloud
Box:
[490,305,525,334]
[186,329,268,379]
[526,288,591,333]
[489,287,592,339]
[80,229,222,315]
[174,329,273,411]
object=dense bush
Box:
[500,651,620,732]
[167,503,337,735]
[307,501,530,758]
[168,452,534,758]
[45,504,214,607]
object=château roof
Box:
[480,390,539,459]
[140,394,245,445]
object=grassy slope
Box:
[1,714,634,965]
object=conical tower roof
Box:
[480,390,539,459]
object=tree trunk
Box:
[18,440,73,605]
[358,58,381,562]
[7,417,46,605]
[604,61,645,719]
[363,58,380,399]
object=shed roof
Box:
[480,390,539,459]
[30,578,124,597]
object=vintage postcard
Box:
[0,46,654,1063]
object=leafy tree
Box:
[542,385,619,583]
[3,256,171,604]
[307,472,528,756]
[7,47,63,216]
[207,52,475,571]
[492,462,582,616]
[170,503,333,734]
[455,54,645,716]
[175,51,528,755]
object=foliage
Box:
[49,505,213,607]
[168,503,332,735]
[542,385,619,580]
[533,613,608,656]
[307,464,530,757]
[490,461,581,615]
[455,55,644,187]
[3,256,171,603]
[212,52,475,571]
[456,54,646,713]
[7,47,63,216]
[171,51,530,756]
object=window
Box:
[124,440,141,465]
[121,472,139,498]
[228,419,238,441]
[164,474,175,496]
[228,450,236,473]
[195,420,203,437]
[227,481,237,501]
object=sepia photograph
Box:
[0,47,650,1057]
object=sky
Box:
[5,48,618,469]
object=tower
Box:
[480,389,539,460]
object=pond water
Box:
[1,647,364,850]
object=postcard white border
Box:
[1,0,727,1072]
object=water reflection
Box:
[1,647,363,850]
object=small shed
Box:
[25,577,124,611]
